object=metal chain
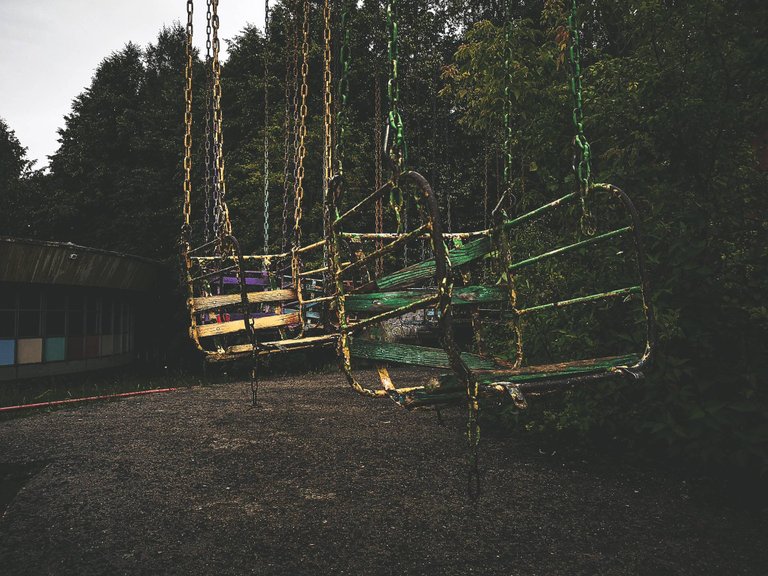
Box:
[335,0,351,176]
[291,0,310,288]
[402,201,408,266]
[503,14,513,197]
[287,3,302,255]
[483,146,489,230]
[280,4,297,253]
[322,0,333,196]
[374,74,384,276]
[567,0,596,235]
[322,0,334,288]
[385,0,407,173]
[211,0,232,246]
[446,190,452,233]
[263,0,271,254]
[182,0,194,236]
[203,0,213,243]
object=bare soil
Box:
[1,368,766,575]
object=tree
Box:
[0,118,49,237]
[48,27,192,259]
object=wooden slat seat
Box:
[201,334,338,361]
[434,353,642,388]
[388,354,643,409]
[373,236,492,291]
[344,285,505,313]
[224,333,338,355]
[196,311,301,338]
[349,339,510,371]
[192,288,297,312]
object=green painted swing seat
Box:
[344,285,505,312]
[349,339,641,408]
[389,353,643,409]
[336,182,654,409]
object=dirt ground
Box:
[1,368,766,576]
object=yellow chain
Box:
[182,0,194,232]
[291,0,310,296]
[323,0,333,186]
[211,0,232,241]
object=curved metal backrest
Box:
[495,183,655,372]
[326,171,473,397]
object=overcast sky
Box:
[0,0,265,170]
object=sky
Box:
[0,0,266,170]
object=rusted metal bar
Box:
[591,183,656,371]
[340,223,430,276]
[192,252,288,262]
[187,239,219,255]
[501,192,578,231]
[509,226,631,272]
[297,239,325,253]
[302,295,336,305]
[333,182,392,228]
[189,264,239,283]
[299,265,329,276]
[518,285,641,316]
[340,230,490,240]
[347,294,440,333]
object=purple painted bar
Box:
[221,276,270,286]
[220,271,270,287]
[226,312,280,321]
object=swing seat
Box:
[328,171,483,400]
[344,285,506,313]
[185,237,329,361]
[333,180,654,410]
[402,182,654,408]
[207,333,338,362]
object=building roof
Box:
[0,237,166,292]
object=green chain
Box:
[335,1,351,176]
[567,0,596,234]
[385,0,407,172]
[503,15,513,196]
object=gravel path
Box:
[1,368,765,575]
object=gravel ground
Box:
[1,368,766,576]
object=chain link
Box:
[281,3,299,253]
[385,0,407,173]
[211,0,232,249]
[446,190,452,233]
[483,146,489,230]
[263,0,271,254]
[291,0,310,292]
[503,16,513,196]
[374,74,384,276]
[567,0,596,235]
[288,2,302,254]
[402,201,409,266]
[335,1,351,176]
[203,0,213,243]
[182,0,194,237]
[322,0,333,190]
[322,0,334,287]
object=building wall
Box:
[0,283,138,381]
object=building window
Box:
[0,283,136,367]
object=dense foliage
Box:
[1,0,766,480]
